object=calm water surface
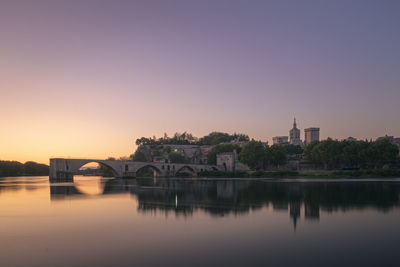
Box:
[1,176,400,267]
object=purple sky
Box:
[1,0,399,163]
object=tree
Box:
[342,140,369,167]
[239,140,267,170]
[23,161,49,176]
[284,144,303,155]
[304,140,319,159]
[268,145,287,167]
[304,138,399,169]
[130,151,147,162]
[0,161,50,177]
[368,138,399,168]
[198,132,249,145]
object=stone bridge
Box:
[49,158,221,182]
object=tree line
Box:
[304,138,399,169]
[205,141,303,170]
[135,132,249,146]
[0,161,49,177]
[238,141,303,170]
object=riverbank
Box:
[0,161,49,177]
[197,169,400,179]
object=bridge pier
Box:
[50,171,74,182]
[49,159,74,182]
[122,171,136,178]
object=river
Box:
[1,176,400,266]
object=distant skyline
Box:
[1,0,399,164]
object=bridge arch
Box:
[175,165,197,177]
[136,165,162,178]
[50,158,123,182]
[77,161,120,178]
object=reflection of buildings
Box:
[49,178,400,230]
[289,200,301,230]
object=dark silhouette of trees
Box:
[130,151,147,162]
[0,161,49,177]
[239,140,267,170]
[268,145,287,167]
[197,132,249,145]
[305,138,399,169]
[135,132,249,146]
[283,144,304,155]
[239,142,291,170]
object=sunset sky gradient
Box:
[1,0,399,163]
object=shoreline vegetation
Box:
[0,161,49,177]
[197,169,400,179]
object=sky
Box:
[1,0,399,164]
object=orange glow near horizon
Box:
[1,1,399,164]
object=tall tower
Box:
[304,128,320,146]
[289,118,302,146]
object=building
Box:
[273,136,289,145]
[289,118,302,146]
[216,151,250,172]
[216,152,236,172]
[304,127,320,146]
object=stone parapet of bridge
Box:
[49,158,221,182]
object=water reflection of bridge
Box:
[50,178,400,229]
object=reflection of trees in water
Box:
[134,179,400,225]
[0,177,48,194]
[48,178,400,225]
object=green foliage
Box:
[197,132,249,145]
[151,149,162,158]
[239,140,267,170]
[283,144,303,155]
[0,161,49,177]
[168,152,188,164]
[207,144,241,165]
[130,151,147,162]
[135,132,196,146]
[239,142,294,170]
[135,131,249,146]
[268,145,287,166]
[305,138,399,169]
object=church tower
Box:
[289,118,302,146]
